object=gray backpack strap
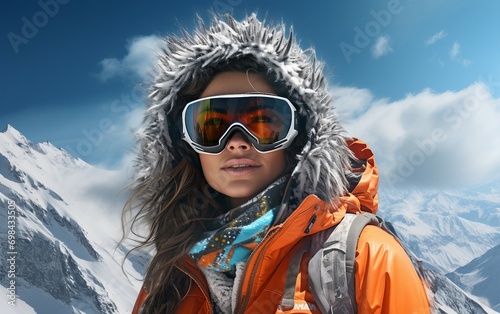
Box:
[279,240,311,311]
[308,213,382,314]
[308,214,357,314]
[345,213,382,306]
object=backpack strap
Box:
[345,213,384,308]
[279,239,311,311]
[308,212,382,314]
[308,213,357,314]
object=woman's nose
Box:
[226,132,251,151]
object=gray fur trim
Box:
[133,13,352,203]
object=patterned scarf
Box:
[189,176,289,272]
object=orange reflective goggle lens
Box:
[182,94,298,154]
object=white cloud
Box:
[92,102,144,170]
[461,58,472,67]
[97,35,162,82]
[331,86,376,120]
[449,41,473,67]
[333,82,500,188]
[372,35,393,59]
[64,163,132,239]
[63,107,144,238]
[450,41,460,58]
[425,30,448,45]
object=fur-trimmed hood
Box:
[134,14,353,203]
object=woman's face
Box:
[198,72,287,208]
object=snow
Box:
[4,281,72,314]
[0,125,145,313]
[0,285,36,314]
[448,244,500,312]
[379,186,500,273]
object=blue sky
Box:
[1,0,500,188]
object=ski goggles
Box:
[181,94,298,154]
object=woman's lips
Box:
[222,158,260,175]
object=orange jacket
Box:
[132,140,430,313]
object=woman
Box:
[124,14,430,313]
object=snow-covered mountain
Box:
[378,184,500,312]
[378,186,500,274]
[0,124,498,313]
[447,243,500,312]
[0,125,147,313]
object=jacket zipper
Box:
[234,226,281,314]
[234,202,320,313]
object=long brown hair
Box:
[122,56,305,313]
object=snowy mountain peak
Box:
[3,124,48,154]
[1,124,30,145]
[0,126,144,313]
[1,124,87,169]
[0,125,90,201]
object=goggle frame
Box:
[181,94,299,155]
